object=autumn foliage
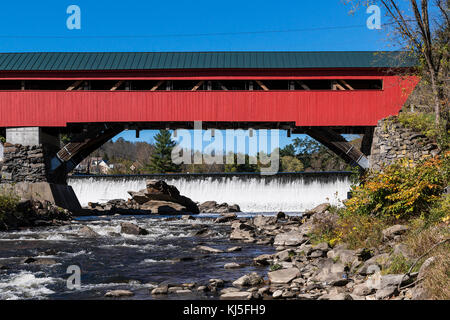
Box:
[345,152,449,220]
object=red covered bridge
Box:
[0,51,419,180]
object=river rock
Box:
[352,283,374,296]
[140,200,187,214]
[224,263,241,269]
[227,246,242,252]
[327,248,358,265]
[304,203,330,217]
[232,272,263,287]
[22,257,57,265]
[209,279,225,287]
[120,222,149,236]
[105,290,134,297]
[127,191,149,205]
[199,201,241,214]
[78,226,100,238]
[220,291,252,300]
[382,225,409,240]
[273,232,307,246]
[230,222,255,241]
[197,245,224,253]
[375,287,397,300]
[253,254,273,266]
[253,216,277,228]
[272,290,283,299]
[276,212,286,220]
[365,274,409,291]
[214,213,237,223]
[358,253,390,275]
[318,293,353,300]
[151,285,169,295]
[268,268,300,284]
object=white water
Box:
[69,174,352,213]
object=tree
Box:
[224,153,259,173]
[344,0,449,127]
[281,156,304,172]
[148,130,181,173]
[280,144,296,157]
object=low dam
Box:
[68,172,353,213]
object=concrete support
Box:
[6,127,59,147]
[0,127,84,212]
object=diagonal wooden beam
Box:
[217,81,228,91]
[110,80,124,91]
[332,81,346,91]
[296,80,310,90]
[150,80,165,91]
[192,80,204,91]
[255,80,269,91]
[339,80,354,91]
[66,80,83,91]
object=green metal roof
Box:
[0,51,416,71]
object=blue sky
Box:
[0,1,396,52]
[1,0,396,151]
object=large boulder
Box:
[127,180,200,214]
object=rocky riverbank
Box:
[137,204,433,301]
[0,199,72,231]
[205,204,432,300]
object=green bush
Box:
[0,193,19,222]
[427,194,450,226]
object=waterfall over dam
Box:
[68,172,353,213]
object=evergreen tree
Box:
[148,130,181,173]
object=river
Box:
[0,172,352,300]
[0,214,277,300]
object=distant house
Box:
[74,157,110,174]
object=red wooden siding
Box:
[0,75,419,128]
